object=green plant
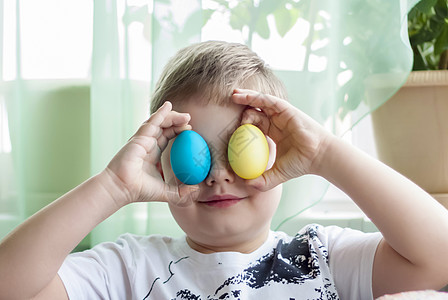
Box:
[150,0,444,122]
[408,0,448,70]
[202,0,413,121]
[205,0,305,47]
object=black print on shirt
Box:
[143,226,338,299]
[142,256,189,300]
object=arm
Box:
[0,172,123,300]
[232,89,448,297]
[0,101,196,299]
[318,137,448,297]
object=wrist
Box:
[309,134,339,177]
[96,169,134,209]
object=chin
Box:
[190,220,270,248]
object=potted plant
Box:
[370,0,448,208]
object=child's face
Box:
[160,96,282,252]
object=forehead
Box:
[174,100,245,141]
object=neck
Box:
[185,229,270,254]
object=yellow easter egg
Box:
[228,124,269,179]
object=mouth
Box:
[199,194,245,208]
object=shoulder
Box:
[280,224,382,300]
[96,233,186,261]
[114,233,177,250]
[59,234,184,299]
[65,233,183,265]
[272,223,353,247]
[288,224,382,251]
[287,224,382,268]
[273,224,382,250]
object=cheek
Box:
[248,184,282,222]
[261,184,282,208]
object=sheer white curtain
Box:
[0,0,418,249]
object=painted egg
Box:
[228,124,269,179]
[170,130,211,185]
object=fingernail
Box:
[158,101,169,111]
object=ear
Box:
[156,162,165,181]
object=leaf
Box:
[408,6,418,20]
[229,14,246,31]
[229,1,252,31]
[254,15,270,39]
[415,0,438,14]
[434,25,448,55]
[210,0,230,8]
[274,6,291,37]
[429,18,444,35]
[274,6,299,37]
[410,27,436,44]
[258,0,284,15]
[346,83,364,111]
[202,9,215,27]
[434,0,448,18]
[123,5,151,26]
[412,45,430,70]
[425,48,438,68]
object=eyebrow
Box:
[216,117,241,143]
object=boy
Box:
[1,41,448,300]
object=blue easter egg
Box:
[170,130,211,185]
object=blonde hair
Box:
[150,40,287,113]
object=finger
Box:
[146,101,173,126]
[134,110,190,140]
[241,108,270,135]
[123,134,160,160]
[177,184,201,207]
[157,125,192,152]
[246,166,288,192]
[162,124,192,140]
[162,183,200,207]
[132,102,172,139]
[232,89,290,116]
[159,111,191,129]
[131,123,160,143]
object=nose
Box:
[204,147,235,186]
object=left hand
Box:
[104,101,199,207]
[231,88,333,191]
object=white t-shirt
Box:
[58,224,382,300]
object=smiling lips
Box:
[200,194,245,208]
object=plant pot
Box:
[432,194,448,209]
[370,70,448,207]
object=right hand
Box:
[103,101,199,207]
[232,89,333,191]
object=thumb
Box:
[164,184,200,207]
[246,168,287,191]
